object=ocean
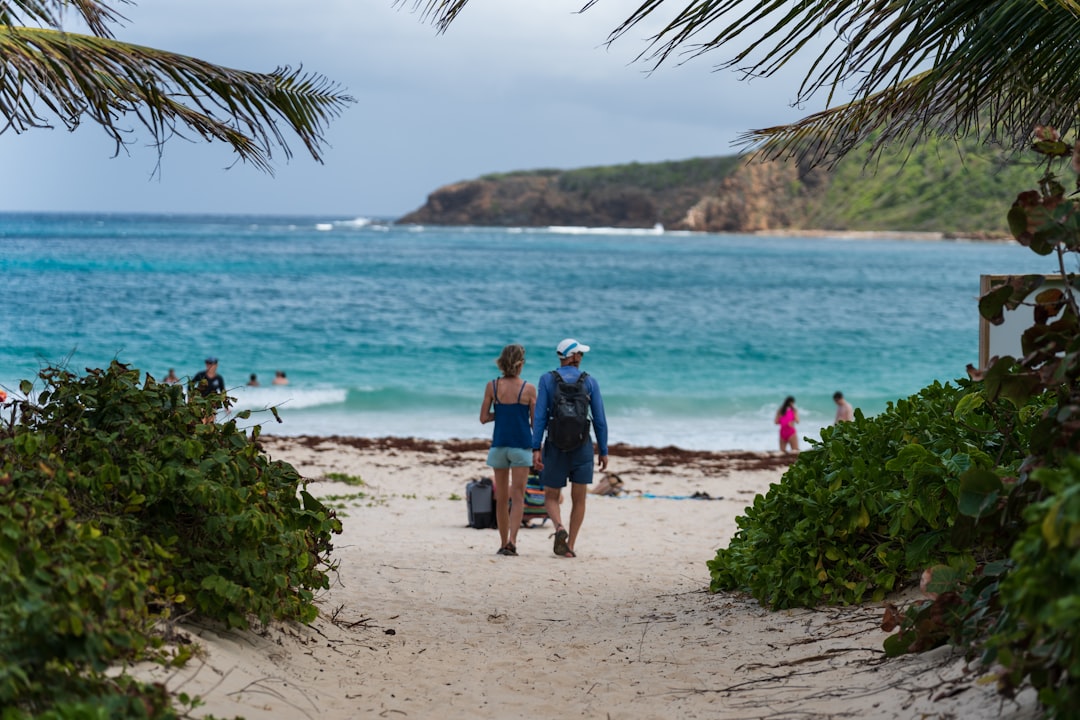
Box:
[0,212,1057,451]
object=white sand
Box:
[135,437,1038,719]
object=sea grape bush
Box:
[0,361,342,718]
[707,380,1043,609]
[988,458,1080,709]
[709,130,1080,718]
[879,130,1080,717]
[964,129,1080,716]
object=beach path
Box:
[135,437,1038,720]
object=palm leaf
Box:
[400,0,470,33]
[1,26,354,171]
[733,0,1080,163]
[411,0,1080,166]
[2,0,128,38]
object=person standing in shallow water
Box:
[775,396,800,454]
[833,391,854,423]
[480,344,536,556]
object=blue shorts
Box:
[487,446,533,469]
[538,441,594,488]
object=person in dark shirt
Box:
[191,357,225,397]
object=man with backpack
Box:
[531,338,609,558]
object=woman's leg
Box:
[507,465,528,548]
[492,467,510,548]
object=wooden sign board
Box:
[978,274,1065,369]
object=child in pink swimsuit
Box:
[775,396,799,454]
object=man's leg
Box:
[541,445,573,556]
[544,486,564,531]
[567,481,588,554]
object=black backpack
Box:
[547,371,591,452]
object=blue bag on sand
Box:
[466,477,496,529]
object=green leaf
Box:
[979,284,1014,325]
[981,357,1038,406]
[953,393,984,419]
[922,564,963,596]
[1041,499,1065,549]
[943,453,972,476]
[883,631,914,658]
[905,531,945,566]
[1030,227,1061,255]
[958,469,1003,518]
[980,560,1012,578]
[1007,204,1031,241]
[1033,139,1071,156]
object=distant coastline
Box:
[757,229,1012,242]
[396,146,1026,237]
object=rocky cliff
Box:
[396,158,821,233]
[395,145,1026,235]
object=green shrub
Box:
[709,133,1080,718]
[708,380,1041,608]
[0,361,341,717]
[981,457,1080,713]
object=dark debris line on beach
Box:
[261,436,794,474]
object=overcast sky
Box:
[0,0,828,219]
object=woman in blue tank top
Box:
[480,344,536,556]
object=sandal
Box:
[552,527,570,557]
[561,549,576,558]
[496,544,518,556]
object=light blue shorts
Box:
[487,446,533,469]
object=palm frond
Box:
[737,0,1080,162]
[411,0,1080,166]
[0,27,355,171]
[2,0,129,38]
[397,0,470,33]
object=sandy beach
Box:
[134,437,1039,719]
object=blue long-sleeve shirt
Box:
[531,366,608,456]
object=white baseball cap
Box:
[556,338,590,357]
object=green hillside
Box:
[554,156,745,193]
[404,136,1043,234]
[808,137,1038,233]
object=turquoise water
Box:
[0,212,1057,450]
